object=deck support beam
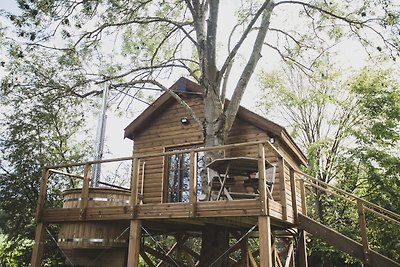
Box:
[258,215,273,267]
[297,230,308,267]
[30,168,50,267]
[30,222,46,267]
[127,219,142,267]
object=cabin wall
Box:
[133,94,204,203]
[132,95,304,216]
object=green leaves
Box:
[258,64,400,263]
[349,68,400,146]
[0,58,91,265]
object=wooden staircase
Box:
[294,170,400,267]
[298,213,399,267]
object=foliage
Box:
[0,0,399,266]
[0,0,398,144]
[0,81,90,265]
[258,66,400,265]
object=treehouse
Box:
[31,78,400,267]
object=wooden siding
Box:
[132,93,304,225]
[133,95,204,204]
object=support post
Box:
[127,219,142,267]
[357,199,371,265]
[258,144,268,216]
[126,157,143,266]
[30,223,46,267]
[30,168,49,267]
[189,151,197,217]
[259,216,273,267]
[297,230,308,267]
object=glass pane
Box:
[166,147,204,203]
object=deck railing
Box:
[294,169,400,264]
[35,140,293,222]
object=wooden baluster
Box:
[357,199,371,265]
[299,175,307,216]
[130,158,141,214]
[289,168,298,223]
[189,151,197,217]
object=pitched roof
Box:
[124,77,307,165]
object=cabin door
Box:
[165,146,204,203]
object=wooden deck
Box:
[31,141,307,267]
[41,198,294,229]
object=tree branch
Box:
[224,1,275,135]
[219,1,275,80]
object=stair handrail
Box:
[293,169,400,225]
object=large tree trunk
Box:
[194,2,275,266]
[198,81,229,267]
[199,225,230,267]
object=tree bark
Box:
[199,225,230,267]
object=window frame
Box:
[163,143,204,203]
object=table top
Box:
[206,157,273,176]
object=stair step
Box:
[298,213,400,267]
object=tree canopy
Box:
[257,65,400,265]
[1,0,399,147]
[1,1,399,266]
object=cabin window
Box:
[165,146,204,203]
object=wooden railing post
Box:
[290,168,298,223]
[299,177,307,216]
[291,169,308,267]
[357,199,371,265]
[189,151,197,217]
[258,143,268,216]
[278,157,288,221]
[130,158,141,214]
[80,163,91,219]
[30,168,50,267]
[127,157,142,267]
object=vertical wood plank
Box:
[259,216,273,267]
[357,199,371,264]
[30,222,46,267]
[31,168,50,267]
[35,168,50,221]
[299,177,307,215]
[80,163,91,219]
[289,168,298,223]
[297,230,308,267]
[127,219,142,267]
[189,151,197,217]
[131,158,141,216]
[278,157,287,221]
[258,144,268,216]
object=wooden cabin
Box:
[121,77,309,266]
[30,77,400,267]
